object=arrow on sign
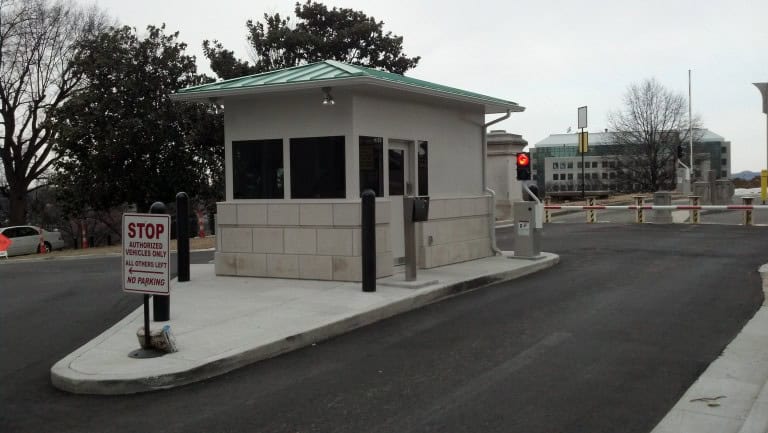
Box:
[129,267,164,275]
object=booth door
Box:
[388,140,412,264]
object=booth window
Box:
[290,136,346,198]
[418,141,428,196]
[232,139,284,199]
[359,136,383,196]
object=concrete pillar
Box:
[693,181,712,205]
[653,191,673,223]
[676,167,690,194]
[713,179,735,205]
[487,130,527,221]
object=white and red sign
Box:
[122,213,171,295]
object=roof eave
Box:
[170,76,526,114]
[169,77,369,101]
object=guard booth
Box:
[171,60,525,281]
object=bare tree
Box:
[608,78,702,192]
[0,0,105,225]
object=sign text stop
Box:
[122,213,171,295]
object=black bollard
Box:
[361,189,376,292]
[150,201,170,322]
[176,192,190,283]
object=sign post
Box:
[761,169,767,204]
[578,106,588,199]
[122,212,170,358]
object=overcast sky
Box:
[94,0,768,173]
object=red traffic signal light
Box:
[516,152,531,180]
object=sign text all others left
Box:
[122,213,171,295]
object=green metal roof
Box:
[173,60,523,112]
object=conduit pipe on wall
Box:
[483,110,511,255]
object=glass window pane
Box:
[418,141,428,196]
[232,139,284,199]
[389,149,405,196]
[359,136,383,197]
[290,136,346,199]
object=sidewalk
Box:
[651,263,768,433]
[51,252,559,395]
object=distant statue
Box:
[566,127,572,133]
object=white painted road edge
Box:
[650,263,768,433]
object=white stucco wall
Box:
[224,92,355,200]
[352,94,485,196]
[216,89,493,280]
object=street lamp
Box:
[754,82,768,173]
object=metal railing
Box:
[544,197,766,225]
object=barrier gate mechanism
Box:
[513,202,543,258]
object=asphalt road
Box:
[1,225,766,433]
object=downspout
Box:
[483,110,511,255]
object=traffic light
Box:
[677,145,683,159]
[516,152,531,180]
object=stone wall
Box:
[418,196,492,268]
[215,200,392,281]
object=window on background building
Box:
[553,162,559,169]
[567,173,573,180]
[721,158,727,165]
[591,161,598,168]
[290,136,346,198]
[359,136,383,196]
[592,173,598,179]
[721,170,728,178]
[610,172,616,179]
[602,161,608,168]
[602,172,608,179]
[233,139,284,199]
[722,147,727,154]
[418,141,429,196]
[567,161,573,169]
[577,162,582,168]
[609,161,616,168]
[553,173,558,180]
[578,173,583,179]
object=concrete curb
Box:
[651,262,768,433]
[50,253,559,395]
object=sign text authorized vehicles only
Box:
[122,213,171,295]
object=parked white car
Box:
[0,226,65,256]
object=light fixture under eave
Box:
[322,86,335,105]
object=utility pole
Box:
[754,83,768,174]
[755,83,768,205]
[689,70,694,179]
